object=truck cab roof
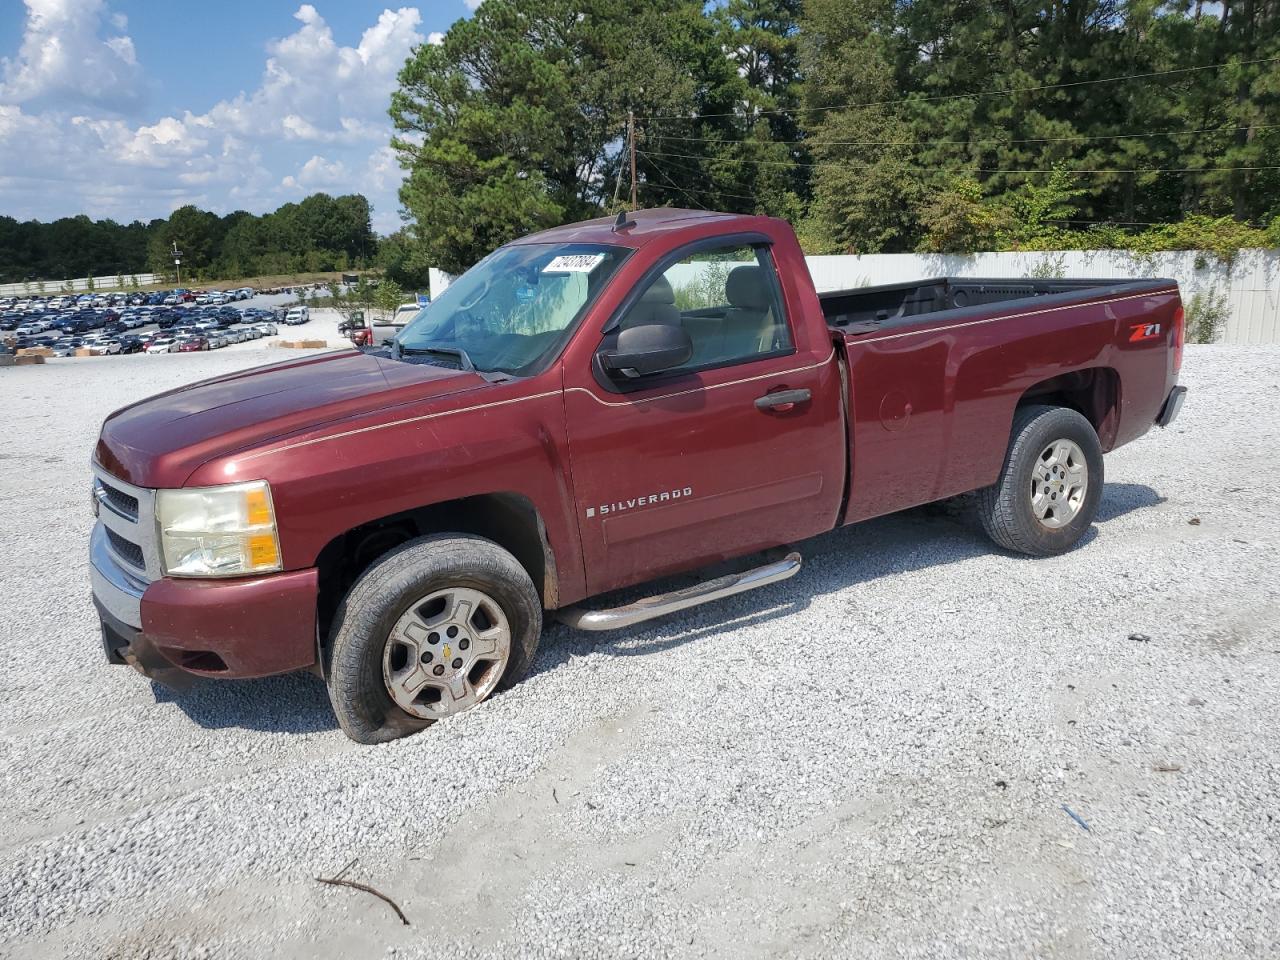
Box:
[514,208,770,249]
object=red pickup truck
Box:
[90,209,1186,742]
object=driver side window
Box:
[616,243,792,373]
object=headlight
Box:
[157,480,282,577]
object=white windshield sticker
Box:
[543,253,605,273]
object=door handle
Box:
[755,388,811,412]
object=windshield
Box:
[395,242,629,375]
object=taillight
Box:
[1172,304,1185,375]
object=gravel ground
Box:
[0,345,1277,959]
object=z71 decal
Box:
[1129,322,1162,342]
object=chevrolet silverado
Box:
[89,209,1187,742]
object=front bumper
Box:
[91,524,320,685]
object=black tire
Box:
[326,534,542,744]
[975,404,1104,557]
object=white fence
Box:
[806,248,1280,345]
[428,268,453,301]
[0,273,163,297]
[425,247,1280,345]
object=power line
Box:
[639,148,1280,177]
[1047,219,1166,227]
[637,150,709,210]
[634,56,1280,122]
[647,122,1280,150]
[636,150,771,206]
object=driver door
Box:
[562,238,843,597]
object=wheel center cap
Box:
[442,642,453,660]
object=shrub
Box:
[1184,287,1229,344]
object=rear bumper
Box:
[91,527,319,684]
[1156,385,1187,428]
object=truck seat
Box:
[621,275,680,329]
[719,265,778,356]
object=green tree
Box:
[153,204,224,274]
[377,229,432,289]
[373,278,405,317]
[799,0,1280,252]
[637,0,805,218]
[799,0,925,253]
[390,0,747,273]
[915,177,1007,253]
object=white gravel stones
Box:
[1,345,1277,958]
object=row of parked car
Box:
[6,301,282,357]
[31,320,279,357]
[3,307,190,336]
[0,286,256,315]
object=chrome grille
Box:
[96,477,139,520]
[91,463,160,582]
[105,528,145,569]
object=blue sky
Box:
[0,1,479,233]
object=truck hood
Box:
[96,350,488,487]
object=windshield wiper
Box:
[397,341,477,372]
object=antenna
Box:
[613,210,629,231]
[628,109,637,211]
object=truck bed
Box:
[821,277,1167,334]
[826,274,1182,527]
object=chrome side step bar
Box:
[556,551,802,632]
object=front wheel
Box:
[326,534,542,744]
[975,404,1104,557]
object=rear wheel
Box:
[976,404,1103,557]
[326,534,542,744]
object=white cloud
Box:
[464,0,483,9]
[428,31,445,45]
[0,4,424,231]
[282,155,350,190]
[365,145,401,193]
[198,4,423,145]
[0,0,143,113]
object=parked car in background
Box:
[81,335,121,355]
[369,316,406,345]
[176,336,209,352]
[284,306,309,325]
[337,319,372,346]
[394,303,423,325]
[145,336,176,354]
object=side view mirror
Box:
[600,323,693,379]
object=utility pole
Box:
[171,240,183,286]
[628,109,637,211]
